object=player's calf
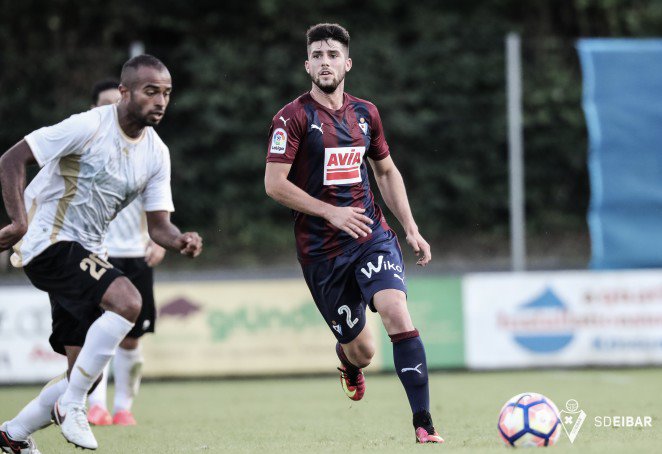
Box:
[337,324,375,368]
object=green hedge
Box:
[2,0,661,263]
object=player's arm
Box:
[265,162,373,239]
[0,140,38,250]
[369,155,431,266]
[145,211,202,258]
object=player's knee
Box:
[350,341,375,368]
[358,354,374,368]
[353,355,371,369]
[102,277,142,322]
[360,341,375,361]
[124,290,142,322]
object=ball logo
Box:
[270,128,287,154]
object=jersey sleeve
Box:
[366,104,390,161]
[24,110,102,167]
[142,144,175,212]
[266,104,306,164]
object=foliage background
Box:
[2,0,660,267]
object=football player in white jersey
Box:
[84,79,167,428]
[0,55,202,452]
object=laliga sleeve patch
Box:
[270,128,287,154]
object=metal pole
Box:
[506,33,526,271]
[129,41,145,58]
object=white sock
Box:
[6,373,68,440]
[60,311,134,406]
[113,346,143,412]
[87,363,110,409]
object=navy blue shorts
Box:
[301,229,407,344]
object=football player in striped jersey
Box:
[264,23,443,444]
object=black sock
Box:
[391,330,430,415]
[413,410,435,431]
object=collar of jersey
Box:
[307,91,350,115]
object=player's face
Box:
[95,88,121,107]
[305,39,352,94]
[123,66,172,127]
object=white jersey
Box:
[104,197,149,258]
[11,104,174,267]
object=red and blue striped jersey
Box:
[266,92,392,263]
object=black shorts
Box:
[23,241,123,355]
[301,230,407,344]
[108,256,156,338]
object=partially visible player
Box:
[0,54,202,452]
[264,24,443,443]
[85,79,167,427]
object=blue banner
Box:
[577,39,662,269]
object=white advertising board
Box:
[464,270,662,369]
[0,286,67,383]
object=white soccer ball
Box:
[498,392,561,447]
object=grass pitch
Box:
[1,368,660,453]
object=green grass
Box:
[1,369,660,453]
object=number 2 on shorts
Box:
[338,305,358,328]
[80,254,112,280]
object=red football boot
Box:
[112,410,137,426]
[87,404,112,426]
[413,410,444,444]
[337,366,365,401]
[415,427,445,444]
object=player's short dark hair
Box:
[306,23,350,51]
[120,54,167,88]
[91,79,119,104]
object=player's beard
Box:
[312,71,345,94]
[128,93,162,127]
[134,108,164,128]
[142,115,160,127]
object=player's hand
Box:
[145,240,166,267]
[0,222,27,252]
[326,206,374,239]
[406,230,431,266]
[178,232,203,258]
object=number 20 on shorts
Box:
[80,254,113,280]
